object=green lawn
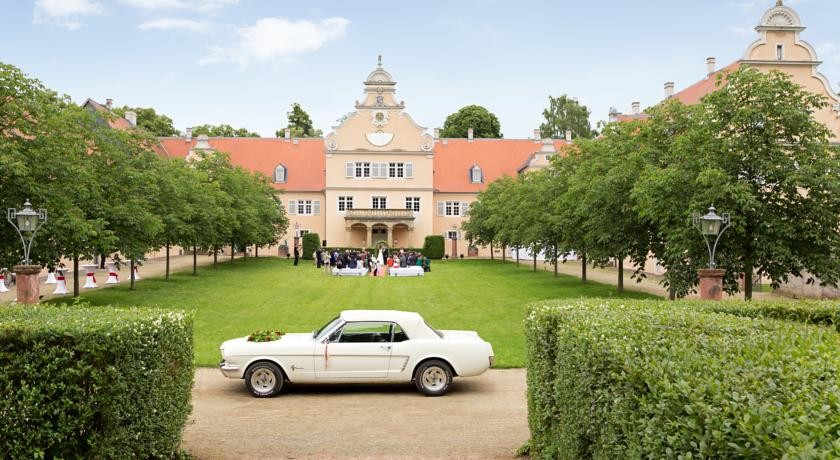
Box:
[52,258,655,368]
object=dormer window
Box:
[776,44,784,61]
[274,164,287,183]
[470,165,483,183]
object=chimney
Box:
[106,98,113,109]
[608,106,619,123]
[533,128,541,140]
[433,127,440,140]
[125,111,137,127]
[565,130,573,142]
[664,81,675,99]
[631,102,640,115]
[284,128,291,142]
[185,127,193,141]
[467,127,474,142]
[706,57,716,76]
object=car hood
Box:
[221,332,314,354]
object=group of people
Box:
[310,247,430,276]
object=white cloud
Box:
[118,0,239,12]
[199,17,350,66]
[138,18,209,31]
[33,0,105,30]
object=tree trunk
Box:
[165,244,170,281]
[554,244,558,277]
[516,248,520,267]
[490,241,494,261]
[73,256,79,297]
[502,245,506,262]
[231,242,235,262]
[129,259,135,291]
[744,263,753,301]
[617,258,624,293]
[581,252,587,283]
[669,284,676,301]
[193,245,198,276]
[255,246,258,258]
[533,250,537,272]
[213,249,218,268]
[243,246,247,262]
[99,253,106,269]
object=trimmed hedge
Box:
[422,235,445,259]
[687,299,840,332]
[525,299,840,459]
[301,232,320,260]
[0,305,194,458]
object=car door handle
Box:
[380,345,392,351]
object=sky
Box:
[2,0,839,139]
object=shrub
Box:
[422,235,445,259]
[686,299,840,332]
[0,305,194,458]
[301,232,320,260]
[525,299,840,459]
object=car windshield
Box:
[313,316,341,341]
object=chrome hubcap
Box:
[421,366,446,391]
[251,368,276,392]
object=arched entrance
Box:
[349,224,367,248]
[371,224,388,248]
[392,224,410,249]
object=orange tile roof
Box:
[433,139,568,192]
[671,61,741,105]
[158,137,325,192]
[615,113,651,122]
[82,98,134,130]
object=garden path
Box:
[183,368,529,459]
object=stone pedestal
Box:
[13,265,42,305]
[698,269,725,301]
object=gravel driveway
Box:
[183,368,529,459]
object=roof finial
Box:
[377,54,382,68]
[776,0,783,6]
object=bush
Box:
[422,235,445,259]
[525,299,840,459]
[0,305,194,458]
[686,299,840,332]
[301,232,320,260]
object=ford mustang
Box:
[219,310,494,397]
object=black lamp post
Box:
[7,200,47,265]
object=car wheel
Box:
[245,362,284,398]
[414,360,452,396]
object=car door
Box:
[314,321,393,379]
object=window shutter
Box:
[461,202,469,216]
[405,162,413,178]
[288,200,297,215]
[313,200,321,216]
[378,162,387,179]
[457,231,462,240]
[437,201,445,216]
[345,162,354,178]
[371,162,380,178]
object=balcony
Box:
[345,209,415,221]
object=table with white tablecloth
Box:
[331,267,369,277]
[389,266,424,277]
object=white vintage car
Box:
[219,310,494,397]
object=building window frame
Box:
[338,196,354,212]
[776,44,785,61]
[274,164,287,183]
[405,197,421,212]
[355,162,371,178]
[470,165,483,183]
[372,196,387,210]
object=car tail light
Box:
[489,356,495,367]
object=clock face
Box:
[375,95,384,106]
[375,112,385,122]
[371,110,389,127]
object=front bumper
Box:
[219,359,240,378]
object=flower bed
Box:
[0,305,194,458]
[525,299,840,459]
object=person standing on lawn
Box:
[293,245,300,266]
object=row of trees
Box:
[0,62,287,293]
[465,68,840,299]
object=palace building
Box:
[156,59,568,257]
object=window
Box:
[776,44,784,60]
[355,162,371,178]
[405,197,421,212]
[334,322,393,343]
[372,196,387,210]
[288,199,320,216]
[389,162,404,178]
[392,323,409,342]
[470,165,483,183]
[437,201,469,217]
[447,230,459,240]
[274,164,286,183]
[338,196,354,212]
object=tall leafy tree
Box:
[441,105,502,139]
[113,106,180,137]
[539,94,596,140]
[635,68,840,299]
[192,124,260,138]
[275,102,323,138]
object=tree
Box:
[113,106,180,137]
[192,124,260,138]
[539,95,596,140]
[275,102,322,138]
[635,68,840,299]
[441,105,502,138]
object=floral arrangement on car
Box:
[247,329,286,342]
